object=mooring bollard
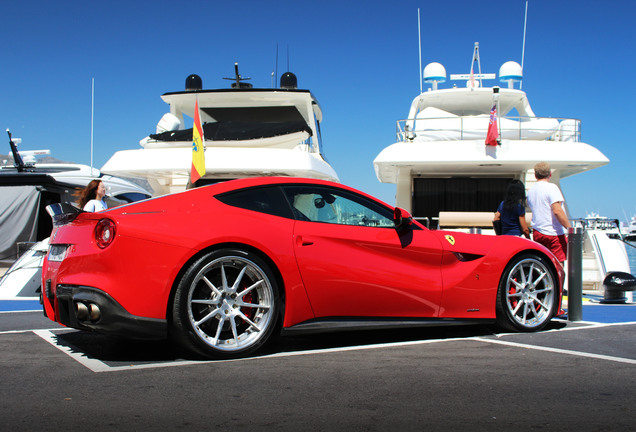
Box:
[567,226,583,321]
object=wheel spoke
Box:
[221,265,228,291]
[202,275,222,297]
[191,298,219,305]
[238,301,270,310]
[519,265,528,285]
[229,316,240,346]
[237,279,263,298]
[531,297,550,312]
[237,311,261,332]
[507,290,522,298]
[212,317,224,344]
[230,266,248,293]
[510,279,524,290]
[194,307,221,326]
[532,287,552,295]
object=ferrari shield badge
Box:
[445,235,455,245]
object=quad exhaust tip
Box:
[74,301,101,322]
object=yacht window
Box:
[202,106,306,123]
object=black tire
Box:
[495,253,558,332]
[171,248,280,359]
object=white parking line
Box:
[30,321,636,373]
[474,337,636,365]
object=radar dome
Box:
[499,61,523,83]
[185,74,202,91]
[280,72,298,89]
[423,62,447,83]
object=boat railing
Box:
[396,116,581,143]
[571,217,621,231]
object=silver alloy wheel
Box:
[186,255,274,353]
[503,257,555,329]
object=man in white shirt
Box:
[527,162,571,264]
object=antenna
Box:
[223,63,252,88]
[90,77,94,172]
[6,129,26,172]
[274,44,279,88]
[521,0,528,89]
[286,45,290,71]
[418,8,423,94]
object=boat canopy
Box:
[149,120,312,143]
[161,88,322,127]
[408,87,535,118]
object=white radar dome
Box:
[423,62,447,83]
[499,61,523,82]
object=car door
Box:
[283,185,444,318]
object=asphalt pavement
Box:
[1,302,635,431]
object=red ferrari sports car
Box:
[42,177,564,358]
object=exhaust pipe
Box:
[75,302,89,320]
[89,303,101,321]
[75,302,101,322]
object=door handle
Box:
[296,236,314,246]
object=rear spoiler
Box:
[46,203,83,227]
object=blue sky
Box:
[1,0,635,221]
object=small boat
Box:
[101,63,339,196]
[0,131,152,299]
[373,43,632,296]
[623,216,636,241]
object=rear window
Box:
[216,186,293,219]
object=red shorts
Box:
[533,230,567,262]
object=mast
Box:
[521,1,528,89]
[90,77,94,172]
[418,8,423,94]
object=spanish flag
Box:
[191,99,206,184]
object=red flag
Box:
[485,103,499,146]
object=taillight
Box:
[95,219,116,249]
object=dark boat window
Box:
[413,177,512,228]
[216,186,293,219]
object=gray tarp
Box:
[0,186,40,261]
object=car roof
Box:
[206,177,390,206]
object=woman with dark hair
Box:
[493,180,530,238]
[78,179,107,212]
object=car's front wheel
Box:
[172,249,280,358]
[496,253,558,332]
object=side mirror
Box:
[393,207,413,230]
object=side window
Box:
[282,186,394,227]
[215,186,293,219]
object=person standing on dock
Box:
[527,162,571,264]
[78,180,107,212]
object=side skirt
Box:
[281,317,495,335]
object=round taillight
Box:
[95,219,116,249]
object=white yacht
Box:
[373,43,631,295]
[623,216,636,241]
[101,64,339,196]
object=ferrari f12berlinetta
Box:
[42,177,564,358]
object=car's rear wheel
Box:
[495,254,557,332]
[172,248,279,359]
